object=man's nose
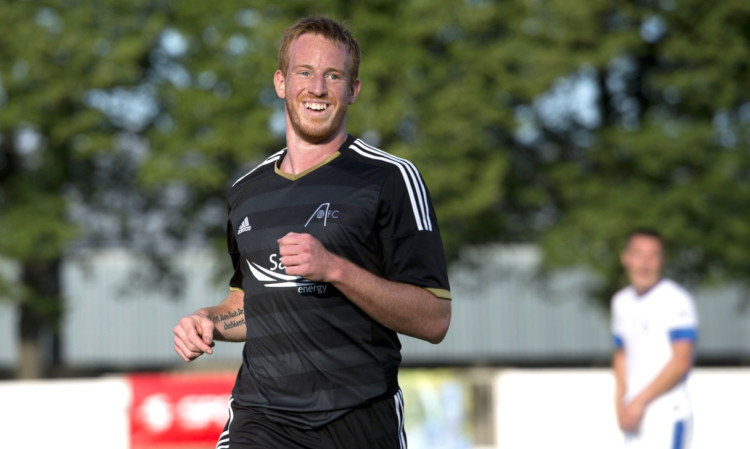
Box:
[308,73,327,96]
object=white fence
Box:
[0,368,747,449]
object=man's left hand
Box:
[278,232,338,282]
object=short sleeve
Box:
[376,169,451,299]
[611,296,625,349]
[666,291,698,342]
[227,217,243,293]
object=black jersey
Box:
[225,135,450,429]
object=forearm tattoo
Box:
[210,307,246,331]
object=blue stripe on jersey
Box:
[612,334,624,349]
[669,328,697,342]
[672,420,685,449]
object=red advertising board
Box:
[128,373,236,449]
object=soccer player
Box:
[172,16,451,449]
[611,228,698,448]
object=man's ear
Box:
[274,70,286,99]
[348,78,361,105]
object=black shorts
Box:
[216,390,407,449]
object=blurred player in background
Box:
[611,228,698,448]
[172,16,451,449]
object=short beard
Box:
[285,96,348,144]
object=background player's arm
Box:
[618,340,694,431]
[173,289,246,362]
[612,349,627,404]
[630,340,694,407]
[612,348,629,430]
[278,232,451,344]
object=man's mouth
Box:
[304,101,328,111]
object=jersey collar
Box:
[634,277,665,299]
[274,135,355,181]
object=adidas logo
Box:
[237,216,252,235]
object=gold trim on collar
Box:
[275,151,342,181]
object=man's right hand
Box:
[173,313,216,362]
[616,400,645,432]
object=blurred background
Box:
[1,1,749,448]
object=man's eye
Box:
[300,71,310,76]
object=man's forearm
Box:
[277,231,451,343]
[328,255,451,344]
[200,290,246,342]
[612,350,627,404]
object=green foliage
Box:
[525,0,750,301]
[0,193,78,261]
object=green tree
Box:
[503,1,750,301]
[0,1,175,377]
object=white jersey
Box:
[611,278,698,412]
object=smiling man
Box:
[172,16,451,449]
[611,228,698,449]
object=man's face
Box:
[621,235,664,293]
[274,33,361,144]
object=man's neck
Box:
[634,277,663,297]
[280,132,348,175]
